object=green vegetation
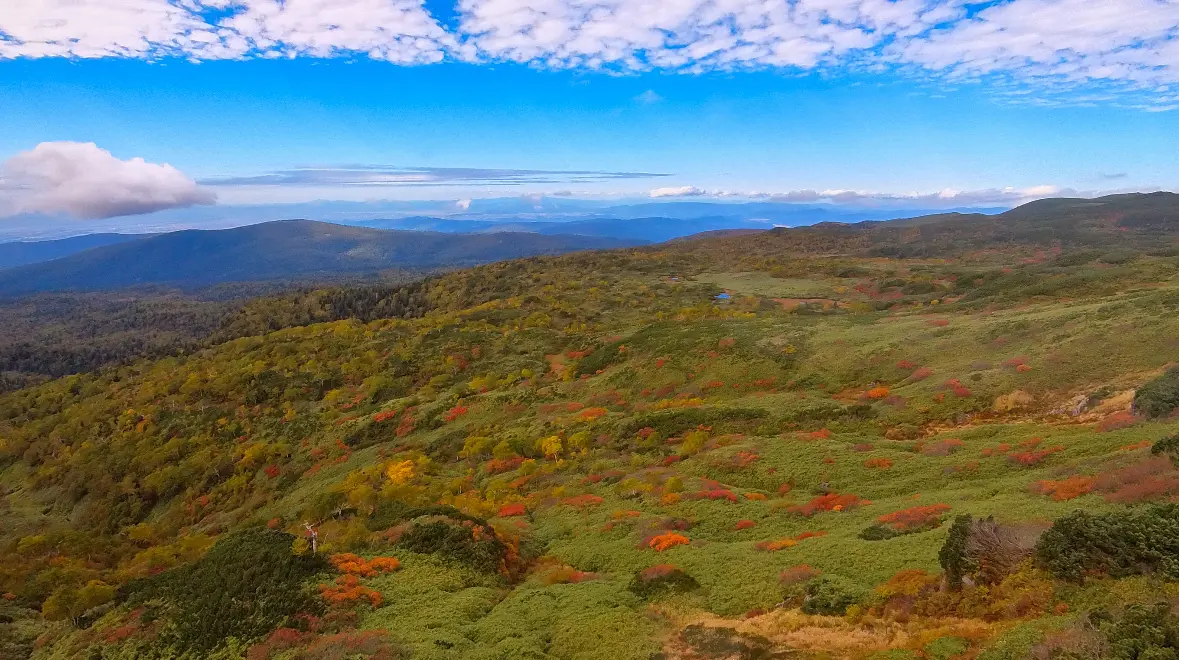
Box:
[6,195,1179,658]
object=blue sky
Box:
[1,0,1179,223]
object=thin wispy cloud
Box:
[201,165,672,188]
[2,1,1179,106]
[646,184,1165,208]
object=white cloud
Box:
[2,0,1179,104]
[650,185,707,198]
[645,184,1136,207]
[634,89,662,104]
[0,0,459,62]
[0,142,216,219]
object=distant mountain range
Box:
[0,220,640,295]
[0,233,146,270]
[0,198,1009,242]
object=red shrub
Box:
[877,504,951,532]
[1095,457,1179,503]
[1097,411,1140,432]
[1008,445,1064,466]
[486,457,525,474]
[896,360,918,370]
[854,443,875,452]
[693,489,739,503]
[264,465,280,478]
[578,407,608,421]
[498,503,527,517]
[865,457,894,470]
[639,564,680,580]
[443,405,470,422]
[371,410,397,423]
[735,520,757,530]
[910,367,934,381]
[563,494,605,508]
[943,379,972,398]
[927,319,950,327]
[787,493,865,517]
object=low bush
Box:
[627,565,700,599]
[1134,366,1179,419]
[801,575,863,616]
[123,529,325,653]
[1035,504,1179,582]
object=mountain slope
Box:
[0,220,641,295]
[0,233,147,270]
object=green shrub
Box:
[1134,367,1179,419]
[1035,505,1179,582]
[801,576,863,616]
[396,517,507,574]
[939,515,976,591]
[1152,433,1179,464]
[859,524,899,541]
[627,565,700,599]
[123,529,325,653]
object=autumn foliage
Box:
[787,493,865,517]
[876,504,951,532]
[647,533,690,551]
[1031,475,1095,501]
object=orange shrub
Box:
[319,574,382,607]
[787,493,865,517]
[443,405,470,422]
[744,492,767,501]
[755,530,826,552]
[368,557,401,572]
[865,386,891,400]
[648,533,691,551]
[577,407,608,421]
[1120,440,1152,452]
[876,504,951,532]
[1031,475,1095,501]
[865,457,893,470]
[735,520,757,530]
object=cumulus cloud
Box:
[3,0,1179,104]
[0,142,216,219]
[650,185,707,198]
[0,0,460,63]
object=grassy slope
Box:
[6,231,1179,658]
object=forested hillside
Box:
[4,194,1179,659]
[0,220,640,295]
